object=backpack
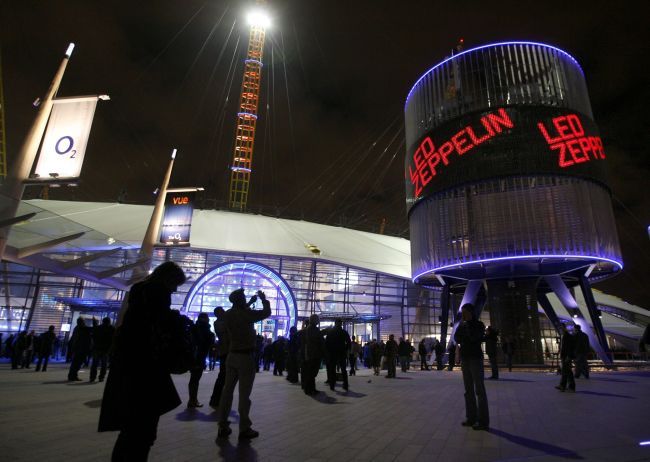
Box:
[153,310,196,374]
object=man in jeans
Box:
[454,304,489,431]
[217,289,271,440]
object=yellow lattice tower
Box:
[0,50,8,180]
[228,1,268,211]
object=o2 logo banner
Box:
[34,97,99,180]
[159,192,195,245]
[405,106,609,212]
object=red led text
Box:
[172,196,190,205]
[537,114,605,168]
[409,108,514,197]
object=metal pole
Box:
[0,43,75,259]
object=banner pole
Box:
[0,43,75,259]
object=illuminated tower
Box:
[405,42,622,364]
[228,2,269,211]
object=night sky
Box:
[1,1,648,307]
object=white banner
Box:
[34,96,98,180]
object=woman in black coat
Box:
[99,261,186,461]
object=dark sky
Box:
[1,1,649,307]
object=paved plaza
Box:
[0,362,648,462]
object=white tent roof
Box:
[20,200,412,279]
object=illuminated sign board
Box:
[159,192,195,245]
[34,96,99,180]
[405,107,608,212]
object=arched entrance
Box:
[183,261,297,338]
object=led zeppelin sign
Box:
[405,106,608,212]
[159,192,195,245]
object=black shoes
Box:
[472,423,489,431]
[555,386,566,392]
[461,420,475,427]
[238,428,259,440]
[216,427,232,439]
[187,400,204,408]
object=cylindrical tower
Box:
[404,42,622,363]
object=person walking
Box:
[217,289,271,440]
[418,339,429,370]
[35,326,57,372]
[68,318,91,381]
[188,312,215,408]
[485,326,499,379]
[555,324,576,392]
[209,307,229,409]
[349,335,361,375]
[502,336,515,372]
[454,303,489,431]
[302,314,325,396]
[90,317,115,383]
[573,325,590,379]
[384,334,398,378]
[99,261,187,460]
[324,318,351,391]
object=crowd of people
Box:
[1,260,609,461]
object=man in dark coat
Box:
[68,318,91,381]
[187,312,215,407]
[272,336,287,376]
[302,314,325,395]
[398,337,411,373]
[90,317,115,382]
[35,326,57,372]
[384,334,398,378]
[418,339,429,370]
[286,326,300,383]
[447,340,457,371]
[555,324,576,392]
[324,318,351,391]
[209,307,230,409]
[573,325,590,379]
[502,336,515,372]
[485,326,499,379]
[98,261,187,461]
[217,289,271,440]
[11,331,26,369]
[454,303,489,431]
[434,340,445,371]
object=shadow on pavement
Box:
[489,428,583,459]
[491,378,534,383]
[336,390,366,398]
[216,438,258,462]
[83,399,102,408]
[575,390,635,399]
[309,392,344,404]
[175,408,221,422]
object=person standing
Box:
[302,314,325,396]
[11,331,27,369]
[447,340,457,371]
[272,336,287,376]
[555,324,576,392]
[35,326,56,372]
[90,317,115,382]
[22,331,36,368]
[454,303,489,431]
[418,339,429,370]
[188,312,215,408]
[384,334,398,378]
[573,325,590,379]
[209,307,230,409]
[324,318,351,391]
[349,335,361,375]
[370,340,382,376]
[485,326,499,379]
[286,326,300,383]
[502,336,515,372]
[398,338,410,373]
[298,320,310,389]
[99,261,187,460]
[434,340,445,371]
[68,318,91,381]
[217,289,271,440]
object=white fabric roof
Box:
[22,200,412,279]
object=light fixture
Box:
[247,9,271,28]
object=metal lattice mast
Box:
[228,1,267,211]
[0,50,8,179]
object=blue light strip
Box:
[640,441,650,446]
[237,112,258,119]
[245,59,263,67]
[413,254,624,283]
[231,166,252,173]
[405,41,584,110]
